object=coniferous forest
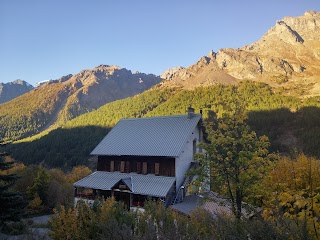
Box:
[1,81,320,238]
[3,81,320,168]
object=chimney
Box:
[187,106,195,119]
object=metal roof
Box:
[121,178,133,191]
[73,171,176,198]
[91,114,202,157]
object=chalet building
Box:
[74,108,204,209]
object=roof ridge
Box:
[121,113,201,121]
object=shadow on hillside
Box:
[2,106,320,171]
[2,126,110,170]
[247,106,320,158]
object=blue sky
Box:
[0,1,319,86]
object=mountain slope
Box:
[0,80,33,104]
[57,65,162,122]
[0,65,161,142]
[161,11,320,95]
[5,81,320,169]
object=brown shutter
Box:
[142,162,148,175]
[137,162,141,174]
[110,160,114,172]
[120,161,125,173]
[155,163,160,176]
[125,161,130,173]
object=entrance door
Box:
[113,191,131,209]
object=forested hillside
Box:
[0,65,161,142]
[0,84,68,142]
[4,87,177,168]
[3,81,320,169]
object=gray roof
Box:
[91,114,202,157]
[121,178,132,191]
[74,171,176,198]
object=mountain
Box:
[5,81,320,169]
[35,74,73,88]
[161,11,320,95]
[2,11,320,166]
[0,65,161,142]
[0,79,34,104]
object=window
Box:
[193,139,197,155]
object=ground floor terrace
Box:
[75,189,161,210]
[74,171,176,208]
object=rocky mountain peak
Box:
[11,79,31,86]
[271,20,304,44]
[160,66,185,80]
[279,11,320,40]
[94,64,121,72]
[161,11,320,95]
[0,80,34,104]
[207,50,216,60]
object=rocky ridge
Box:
[161,11,320,95]
[0,80,34,104]
[0,65,162,141]
[58,64,162,121]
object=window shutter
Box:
[142,162,148,175]
[125,161,130,173]
[155,163,160,175]
[120,161,125,173]
[137,162,142,174]
[110,160,114,172]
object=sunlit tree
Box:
[194,110,271,218]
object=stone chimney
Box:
[187,106,195,119]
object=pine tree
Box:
[27,167,50,205]
[0,153,25,224]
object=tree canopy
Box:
[0,154,25,225]
[194,111,272,218]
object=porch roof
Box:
[74,171,176,198]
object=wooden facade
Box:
[97,155,175,177]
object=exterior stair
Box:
[171,161,199,205]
